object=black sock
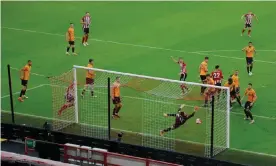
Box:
[91,91,94,96]
[244,110,249,118]
[247,111,253,120]
[113,108,117,115]
[20,90,24,97]
[247,67,250,73]
[250,66,253,72]
[164,127,172,132]
[72,47,75,53]
[23,90,26,95]
[116,106,121,114]
[81,89,85,95]
[236,96,242,106]
[66,47,70,52]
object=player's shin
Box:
[242,29,245,34]
[236,96,242,106]
[248,30,251,36]
[247,111,254,120]
[72,47,75,53]
[82,36,85,44]
[164,127,172,132]
[247,66,250,74]
[244,109,249,119]
[250,64,253,72]
[66,47,70,52]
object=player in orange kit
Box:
[81,59,96,97]
[199,57,209,95]
[66,23,77,55]
[18,60,32,102]
[242,42,256,76]
[242,83,257,124]
[112,77,123,119]
[203,74,216,107]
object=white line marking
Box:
[195,50,276,53]
[2,109,276,158]
[1,84,46,99]
[2,27,276,65]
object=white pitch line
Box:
[194,50,276,53]
[2,109,276,158]
[2,26,276,65]
[1,84,46,99]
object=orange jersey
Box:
[245,88,257,102]
[207,78,215,92]
[232,75,240,87]
[68,27,75,41]
[86,64,95,79]
[112,83,120,97]
[199,61,208,75]
[224,82,234,91]
[244,46,255,57]
[21,65,31,80]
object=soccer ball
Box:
[196,118,202,124]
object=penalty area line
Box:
[1,84,46,99]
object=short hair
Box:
[205,56,209,60]
[206,74,210,77]
[28,60,32,63]
[215,65,219,69]
[86,12,89,14]
[249,41,252,44]
[248,83,253,86]
[116,76,120,80]
[70,23,74,25]
[89,59,93,63]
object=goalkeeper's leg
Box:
[58,102,74,116]
[160,124,180,136]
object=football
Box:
[196,118,202,124]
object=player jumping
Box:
[171,56,188,94]
[58,83,75,116]
[241,83,257,124]
[81,59,96,97]
[81,12,91,46]
[160,104,199,136]
[18,60,32,102]
[242,42,256,76]
[241,11,258,37]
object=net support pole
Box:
[226,88,230,148]
[210,95,215,158]
[73,68,79,123]
[7,64,15,124]
[107,77,111,140]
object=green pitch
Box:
[1,1,276,165]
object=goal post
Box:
[50,65,230,157]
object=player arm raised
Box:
[171,56,178,63]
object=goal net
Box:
[50,65,230,158]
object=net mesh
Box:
[49,66,229,157]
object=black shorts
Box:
[215,83,222,86]
[230,90,236,97]
[245,23,252,28]
[244,101,253,110]
[200,75,206,83]
[86,78,94,85]
[235,87,240,94]
[21,80,28,86]
[68,41,75,45]
[113,97,121,104]
[246,57,253,65]
[83,28,89,34]
[180,73,187,81]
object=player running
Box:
[81,59,96,98]
[58,82,75,116]
[199,57,209,95]
[241,11,258,37]
[160,104,199,136]
[203,74,216,107]
[18,60,32,102]
[81,12,91,46]
[112,77,123,119]
[242,42,256,76]
[66,23,77,55]
[231,70,242,107]
[171,56,189,94]
[241,83,257,124]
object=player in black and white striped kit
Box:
[241,11,258,37]
[81,12,91,46]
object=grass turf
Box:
[1,1,276,166]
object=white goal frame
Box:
[72,65,230,156]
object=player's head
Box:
[116,76,120,83]
[228,78,233,84]
[180,111,187,117]
[248,11,252,14]
[178,57,183,63]
[215,65,219,70]
[206,74,211,80]
[248,83,252,89]
[70,23,74,28]
[89,59,94,64]
[204,56,209,62]
[85,12,90,16]
[27,60,32,66]
[234,70,239,75]
[248,42,253,47]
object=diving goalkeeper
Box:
[160,104,199,136]
[58,83,75,116]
